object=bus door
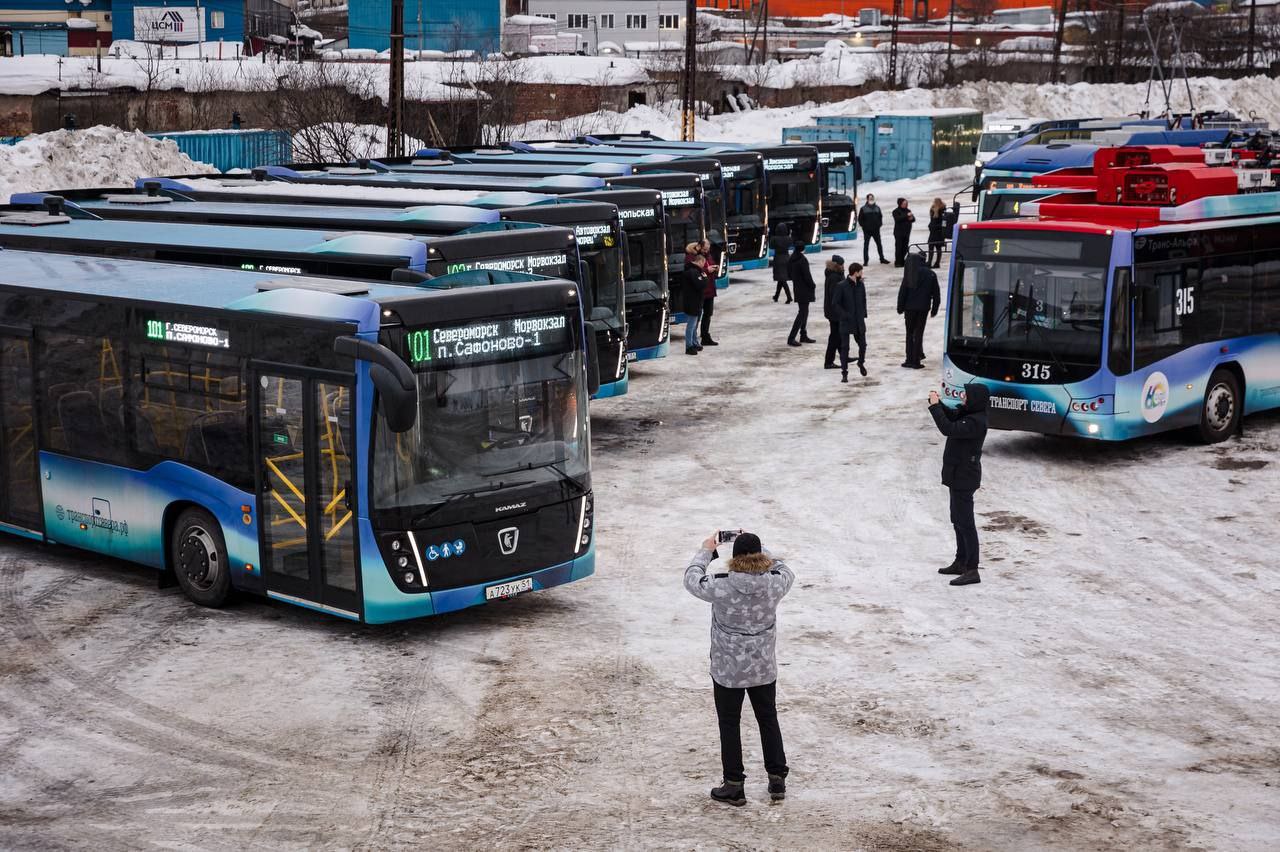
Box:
[254,369,360,619]
[0,326,42,535]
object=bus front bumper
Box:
[593,374,630,399]
[630,341,669,361]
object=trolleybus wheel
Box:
[171,507,231,608]
[1198,369,1240,444]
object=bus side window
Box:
[1134,266,1193,369]
[1252,247,1280,332]
[1200,252,1251,341]
[37,322,130,467]
[1108,268,1132,376]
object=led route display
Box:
[406,312,571,367]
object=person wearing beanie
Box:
[684,530,795,806]
[928,382,991,587]
[822,254,846,369]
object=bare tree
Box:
[267,62,384,161]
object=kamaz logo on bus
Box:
[149,10,186,32]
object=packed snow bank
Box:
[505,76,1280,146]
[0,127,217,203]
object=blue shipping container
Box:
[811,111,982,182]
[148,129,293,172]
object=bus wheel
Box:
[1198,369,1240,444]
[171,507,231,608]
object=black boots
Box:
[824,362,838,370]
[787,340,801,347]
[859,363,868,377]
[701,337,719,346]
[711,779,746,806]
[950,569,981,586]
[800,336,818,344]
[939,561,965,575]
[768,774,786,802]
[685,346,699,356]
[841,372,848,383]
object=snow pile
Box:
[505,76,1280,146]
[0,127,217,203]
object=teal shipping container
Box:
[809,110,981,182]
[148,129,293,172]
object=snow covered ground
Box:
[0,175,1277,850]
[0,127,215,203]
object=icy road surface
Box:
[1,188,1278,851]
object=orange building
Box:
[700,0,1054,20]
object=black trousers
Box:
[904,310,928,365]
[927,239,944,267]
[774,279,792,301]
[863,229,885,264]
[949,487,979,568]
[894,232,911,265]
[701,297,715,340]
[788,301,810,342]
[825,318,839,366]
[713,680,788,782]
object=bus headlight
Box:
[573,494,594,555]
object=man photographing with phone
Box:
[684,530,795,806]
[928,383,990,587]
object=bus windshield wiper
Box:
[410,479,534,526]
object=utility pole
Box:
[1051,0,1068,82]
[888,0,902,89]
[1113,1,1127,83]
[945,0,957,84]
[762,0,769,65]
[388,0,405,156]
[680,0,697,141]
[1247,0,1258,69]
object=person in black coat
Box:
[896,251,940,369]
[832,263,868,381]
[822,256,846,369]
[927,383,990,587]
[770,223,793,303]
[926,198,952,269]
[680,243,710,355]
[786,243,817,347]
[891,198,915,267]
[856,194,889,266]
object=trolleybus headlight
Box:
[1087,424,1100,435]
[397,556,409,568]
[391,539,401,551]
[403,572,416,584]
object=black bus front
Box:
[757,145,822,250]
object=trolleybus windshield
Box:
[373,309,588,518]
[949,229,1113,382]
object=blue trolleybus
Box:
[0,250,595,622]
[0,207,622,398]
[122,177,672,365]
[943,149,1280,442]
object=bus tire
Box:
[171,507,231,608]
[1198,368,1241,444]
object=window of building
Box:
[210,10,225,29]
[535,13,556,21]
[567,13,589,29]
[658,14,680,29]
[598,13,614,28]
[626,14,647,29]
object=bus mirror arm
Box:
[334,336,418,433]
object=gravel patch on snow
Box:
[0,126,216,203]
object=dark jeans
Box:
[863,230,886,264]
[701,297,715,341]
[927,239,944,267]
[824,318,839,366]
[788,301,810,342]
[713,680,788,782]
[894,232,911,265]
[904,310,929,365]
[949,487,979,568]
[774,279,792,301]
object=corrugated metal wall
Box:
[804,112,983,182]
[148,129,292,171]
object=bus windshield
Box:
[979,132,1020,153]
[704,190,727,242]
[667,204,703,253]
[372,316,588,516]
[950,231,1112,378]
[626,229,665,292]
[581,246,623,316]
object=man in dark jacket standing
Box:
[822,255,845,369]
[680,243,710,355]
[786,243,818,347]
[770,223,793,303]
[833,262,868,381]
[896,251,940,369]
[928,383,990,586]
[856,194,889,266]
[891,198,915,266]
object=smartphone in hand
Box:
[717,529,743,544]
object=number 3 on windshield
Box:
[992,238,1001,255]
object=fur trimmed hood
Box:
[826,259,845,273]
[728,552,773,574]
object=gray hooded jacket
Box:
[684,548,795,689]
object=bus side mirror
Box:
[585,332,601,396]
[334,336,418,432]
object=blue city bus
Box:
[515,141,770,270]
[122,177,672,365]
[942,155,1280,442]
[0,208,621,397]
[573,134,824,254]
[0,249,595,622]
[360,155,730,290]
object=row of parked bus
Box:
[0,132,854,626]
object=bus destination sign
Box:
[144,319,231,349]
[443,252,570,276]
[406,312,570,366]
